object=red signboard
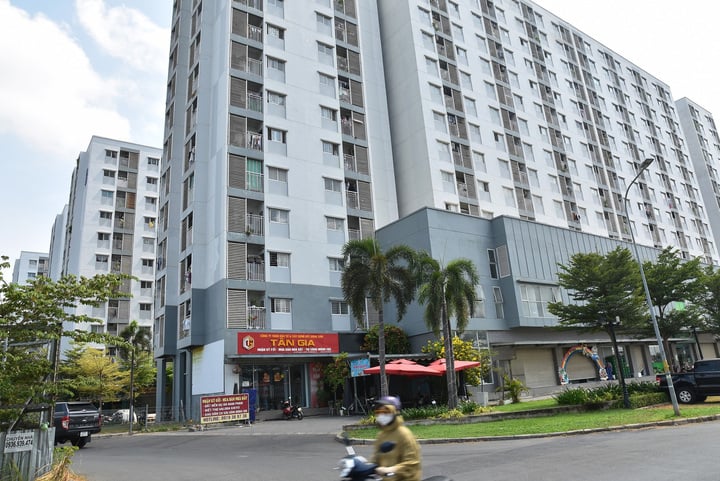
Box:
[200,394,249,424]
[237,332,339,355]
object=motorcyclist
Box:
[371,396,421,481]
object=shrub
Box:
[401,405,448,421]
[435,408,464,419]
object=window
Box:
[268,166,288,182]
[99,210,112,225]
[140,303,152,313]
[316,12,332,34]
[142,258,154,268]
[267,56,285,72]
[269,208,289,224]
[520,284,560,318]
[488,249,498,279]
[101,190,114,205]
[465,97,477,117]
[429,83,443,104]
[270,251,290,267]
[473,151,486,172]
[267,127,287,143]
[146,176,158,186]
[433,111,447,132]
[322,141,339,155]
[95,254,109,269]
[103,169,115,181]
[271,298,291,313]
[317,42,334,64]
[267,23,285,39]
[493,286,504,318]
[329,257,344,271]
[324,177,342,192]
[331,300,349,315]
[321,106,337,121]
[267,91,286,106]
[473,287,485,318]
[326,216,344,230]
[97,232,110,248]
[460,71,472,89]
[319,72,336,96]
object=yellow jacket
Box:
[371,415,421,481]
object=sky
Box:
[1,0,719,279]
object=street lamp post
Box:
[623,157,681,416]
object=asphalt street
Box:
[72,415,720,481]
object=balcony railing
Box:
[247,307,266,329]
[247,262,265,281]
[246,214,264,236]
[248,24,262,42]
[346,191,359,209]
[344,154,357,172]
[247,132,263,151]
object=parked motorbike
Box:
[281,397,304,420]
[336,433,451,481]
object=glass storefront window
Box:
[238,363,307,410]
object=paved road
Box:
[73,416,720,481]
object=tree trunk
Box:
[378,307,388,398]
[443,297,458,409]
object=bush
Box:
[554,382,666,408]
[401,405,448,421]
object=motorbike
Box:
[281,397,304,420]
[337,433,451,481]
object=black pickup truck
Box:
[54,401,102,448]
[657,358,720,404]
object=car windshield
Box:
[68,403,98,412]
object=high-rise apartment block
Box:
[57,136,162,346]
[11,251,49,285]
[156,0,720,418]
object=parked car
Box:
[657,358,720,403]
[54,401,102,448]
[111,409,137,424]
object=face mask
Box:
[375,414,395,426]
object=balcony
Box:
[247,307,266,329]
[346,191,359,209]
[246,213,264,236]
[247,132,263,151]
[247,262,265,281]
[344,154,357,172]
[248,24,262,42]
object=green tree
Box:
[360,325,410,354]
[118,320,156,402]
[322,353,350,407]
[548,247,646,408]
[0,255,128,427]
[59,346,127,411]
[415,254,479,409]
[642,247,704,357]
[695,265,720,335]
[422,336,491,386]
[341,239,417,398]
[548,247,646,332]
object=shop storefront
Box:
[230,331,347,411]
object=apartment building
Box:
[11,251,49,284]
[156,0,397,417]
[156,0,720,415]
[676,98,720,257]
[57,136,162,351]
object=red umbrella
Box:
[427,358,481,374]
[364,359,442,377]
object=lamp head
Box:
[640,157,654,170]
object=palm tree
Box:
[341,238,417,398]
[119,320,152,432]
[416,254,479,409]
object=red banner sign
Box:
[237,332,339,355]
[200,394,249,424]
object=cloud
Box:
[75,0,168,74]
[0,1,131,159]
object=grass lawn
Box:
[348,398,720,439]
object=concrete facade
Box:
[155,0,720,417]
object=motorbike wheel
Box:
[296,411,304,420]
